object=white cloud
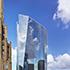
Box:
[12,48,17,70]
[47,53,70,70]
[53,0,70,29]
[47,54,54,63]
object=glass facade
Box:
[17,14,47,70]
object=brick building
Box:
[0,0,12,70]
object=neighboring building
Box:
[17,14,47,70]
[0,0,12,70]
[38,60,45,70]
[28,64,34,70]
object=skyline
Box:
[3,0,70,70]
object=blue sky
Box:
[4,0,70,56]
[3,0,70,70]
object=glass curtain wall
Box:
[17,14,47,70]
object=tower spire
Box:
[0,0,3,19]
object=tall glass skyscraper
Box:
[17,14,47,70]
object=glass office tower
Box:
[17,14,47,70]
